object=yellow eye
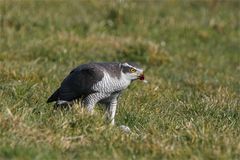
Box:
[130,68,136,73]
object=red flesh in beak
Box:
[139,74,144,80]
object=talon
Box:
[119,125,131,133]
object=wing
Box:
[56,67,104,101]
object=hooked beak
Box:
[138,73,144,80]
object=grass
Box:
[0,0,239,159]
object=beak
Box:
[138,73,144,80]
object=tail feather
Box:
[47,88,60,103]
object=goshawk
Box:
[47,62,145,125]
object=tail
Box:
[47,88,60,103]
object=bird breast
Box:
[92,71,130,93]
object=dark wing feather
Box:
[47,66,104,102]
[47,88,60,102]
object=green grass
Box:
[0,0,240,159]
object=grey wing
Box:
[47,67,104,102]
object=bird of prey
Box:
[47,62,145,125]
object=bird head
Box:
[121,62,144,81]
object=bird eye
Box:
[130,68,136,73]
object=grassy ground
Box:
[0,0,240,159]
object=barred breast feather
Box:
[92,71,131,93]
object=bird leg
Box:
[106,98,118,125]
[82,93,104,114]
